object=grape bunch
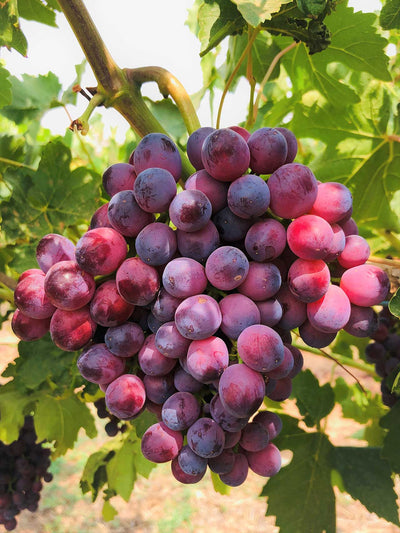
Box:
[94,397,128,436]
[365,305,400,407]
[11,125,391,487]
[0,416,53,531]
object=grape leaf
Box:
[334,447,399,525]
[380,0,400,29]
[389,287,400,318]
[102,500,118,522]
[144,98,187,143]
[231,0,292,27]
[331,330,369,360]
[18,0,57,26]
[1,140,100,243]
[262,415,335,533]
[0,66,12,109]
[0,72,62,124]
[0,387,36,442]
[380,401,400,473]
[80,446,116,501]
[211,471,231,494]
[297,0,327,17]
[0,2,28,56]
[333,377,385,425]
[106,434,138,502]
[34,393,97,457]
[292,369,335,427]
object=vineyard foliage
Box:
[0,0,400,530]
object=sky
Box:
[1,0,385,138]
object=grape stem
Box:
[69,92,106,135]
[0,272,17,291]
[0,157,36,171]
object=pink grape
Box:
[237,262,281,301]
[105,374,146,419]
[116,257,160,306]
[237,324,284,373]
[288,258,330,303]
[309,182,353,223]
[186,336,229,383]
[11,309,51,342]
[245,443,281,477]
[287,215,334,260]
[338,235,370,269]
[36,233,76,273]
[307,284,351,333]
[90,280,134,327]
[141,422,183,463]
[14,275,55,319]
[50,307,96,351]
[340,264,390,307]
[75,227,127,276]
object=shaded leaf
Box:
[0,66,12,109]
[292,369,335,427]
[0,387,36,442]
[389,287,400,318]
[380,400,400,472]
[18,0,57,26]
[380,0,400,30]
[333,377,385,425]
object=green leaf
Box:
[144,98,187,143]
[0,2,28,56]
[231,0,292,27]
[0,66,12,109]
[0,387,36,442]
[80,446,115,501]
[297,0,327,17]
[263,416,335,533]
[380,0,400,29]
[34,393,97,457]
[334,447,399,525]
[210,471,231,494]
[0,72,62,124]
[102,500,118,522]
[380,401,400,473]
[197,0,245,56]
[18,0,57,26]
[292,369,335,427]
[1,140,100,243]
[333,377,385,425]
[389,287,400,318]
[331,330,369,361]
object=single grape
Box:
[239,422,269,452]
[219,293,261,340]
[11,309,51,342]
[244,219,286,262]
[205,246,249,290]
[171,456,205,484]
[151,289,182,323]
[213,207,253,243]
[155,321,191,359]
[141,422,183,463]
[102,162,136,197]
[176,221,220,263]
[77,343,125,385]
[162,392,201,431]
[275,284,307,330]
[173,366,203,393]
[340,265,390,307]
[89,203,113,229]
[247,127,288,174]
[287,215,334,260]
[238,262,282,301]
[135,222,177,266]
[309,182,353,224]
[229,125,251,141]
[162,257,207,298]
[253,411,283,440]
[245,443,281,477]
[134,133,182,182]
[187,417,225,458]
[75,227,127,276]
[105,374,146,419]
[186,336,229,383]
[105,322,145,357]
[175,294,222,340]
[288,258,330,303]
[219,364,265,418]
[307,284,351,333]
[14,275,55,319]
[266,377,292,401]
[324,223,346,263]
[116,257,160,306]
[108,190,154,237]
[210,394,249,432]
[143,373,176,405]
[256,299,283,327]
[90,280,135,327]
[186,127,216,170]
[343,305,378,338]
[219,453,248,487]
[265,345,294,379]
[169,189,212,232]
[36,233,76,273]
[138,334,177,376]
[299,320,337,348]
[208,448,235,474]
[275,127,298,163]
[237,324,284,373]
[134,167,177,213]
[50,306,96,351]
[340,217,359,236]
[227,174,270,219]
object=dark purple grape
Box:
[244,219,286,262]
[219,452,248,487]
[141,422,183,463]
[344,305,378,338]
[210,394,249,432]
[169,189,212,232]
[36,233,76,273]
[227,174,270,219]
[171,457,205,484]
[286,345,304,379]
[186,127,215,170]
[266,377,292,402]
[77,343,125,385]
[89,203,113,229]
[253,411,282,440]
[208,448,235,474]
[340,217,359,236]
[213,206,253,242]
[90,280,135,327]
[102,162,136,197]
[105,322,145,357]
[161,392,201,431]
[239,422,269,452]
[256,299,282,327]
[177,445,208,476]
[187,417,225,458]
[135,223,177,266]
[247,127,287,174]
[134,167,177,213]
[173,366,203,393]
[238,262,281,302]
[75,227,127,276]
[105,420,119,437]
[185,169,227,213]
[299,320,337,348]
[108,190,154,237]
[275,284,307,330]
[151,289,182,322]
[275,127,298,163]
[105,374,146,419]
[176,221,220,263]
[134,133,182,182]
[155,321,191,359]
[143,373,176,404]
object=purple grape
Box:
[247,127,287,174]
[205,246,249,290]
[143,373,176,404]
[310,182,353,224]
[237,324,284,373]
[161,392,201,431]
[245,443,281,477]
[288,258,330,303]
[286,345,304,379]
[219,453,248,487]
[89,203,113,229]
[210,394,249,432]
[299,320,337,348]
[201,128,250,182]
[173,367,203,393]
[138,334,177,376]
[155,321,191,358]
[307,285,351,333]
[338,235,370,269]
[287,215,335,260]
[175,294,222,340]
[135,223,177,266]
[227,174,270,219]
[102,162,136,197]
[253,411,282,440]
[177,445,208,477]
[169,189,212,232]
[36,233,76,273]
[50,306,96,351]
[256,299,283,327]
[11,309,51,342]
[223,430,242,448]
[75,227,127,276]
[208,449,235,474]
[176,221,220,263]
[213,206,253,242]
[187,417,225,458]
[239,422,269,452]
[275,284,307,330]
[141,422,183,463]
[265,345,294,379]
[324,223,346,263]
[90,280,134,327]
[340,217,359,236]
[219,364,265,418]
[108,190,154,237]
[162,257,207,298]
[171,457,205,484]
[147,312,163,333]
[219,293,261,340]
[185,169,228,213]
[186,336,229,383]
[238,262,281,301]
[275,127,298,163]
[77,343,125,385]
[244,219,286,262]
[104,373,146,419]
[266,377,292,401]
[105,322,145,357]
[134,167,177,213]
[116,257,160,306]
[134,133,182,182]
[186,127,216,170]
[268,163,318,219]
[229,125,251,141]
[151,289,182,322]
[18,268,45,282]
[14,275,55,319]
[343,305,378,338]
[44,260,96,311]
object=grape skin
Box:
[309,182,353,224]
[186,127,216,170]
[237,262,282,302]
[219,293,261,340]
[237,324,284,373]
[162,257,207,298]
[116,257,160,306]
[75,227,127,276]
[186,336,229,383]
[244,219,286,262]
[169,189,212,233]
[205,246,249,291]
[245,443,281,477]
[227,174,270,219]
[287,215,334,261]
[176,221,220,263]
[135,222,177,266]
[90,280,135,327]
[105,374,146,419]
[141,422,183,463]
[11,309,51,342]
[187,417,225,458]
[102,162,136,197]
[247,127,288,175]
[175,294,222,340]
[134,133,182,182]
[219,453,248,487]
[134,167,177,213]
[155,321,191,359]
[50,306,96,351]
[185,169,228,213]
[162,392,201,431]
[36,233,76,273]
[105,322,145,357]
[307,284,351,334]
[77,343,125,385]
[14,275,55,319]
[138,334,177,376]
[287,258,330,303]
[219,364,265,418]
[108,190,154,237]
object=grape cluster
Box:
[0,416,53,531]
[11,125,390,487]
[365,306,400,407]
[94,398,128,436]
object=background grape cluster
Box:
[10,125,390,489]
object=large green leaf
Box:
[262,415,335,533]
[380,0,400,29]
[18,0,57,26]
[292,369,335,427]
[231,0,292,27]
[334,446,399,526]
[0,387,36,442]
[1,140,100,243]
[333,377,385,425]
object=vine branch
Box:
[0,272,17,291]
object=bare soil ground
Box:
[1,316,399,533]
